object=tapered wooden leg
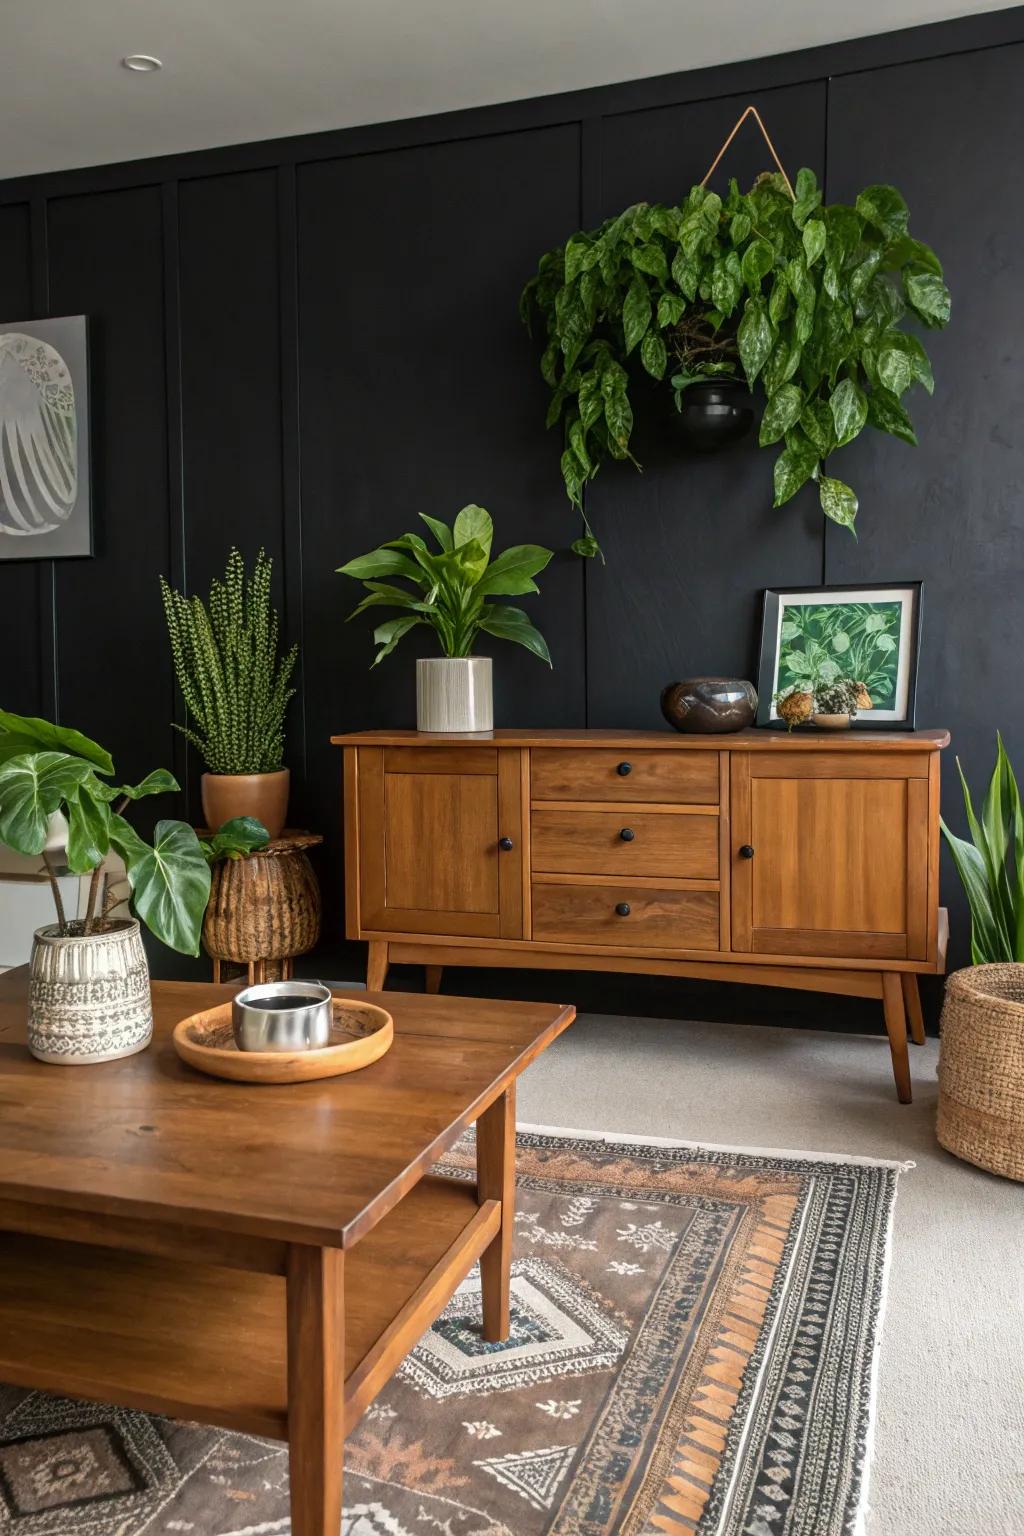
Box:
[212,956,221,984]
[901,972,927,1046]
[286,1245,344,1536]
[882,972,912,1104]
[366,940,389,992]
[477,1085,516,1342]
[424,965,443,994]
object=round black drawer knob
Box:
[619,827,635,842]
[617,761,632,776]
[615,902,631,916]
[499,836,514,851]
[739,844,755,859]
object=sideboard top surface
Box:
[332,727,950,751]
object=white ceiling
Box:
[0,0,1014,180]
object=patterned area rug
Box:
[0,1130,904,1536]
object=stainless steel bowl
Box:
[231,980,333,1053]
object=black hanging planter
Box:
[670,378,755,452]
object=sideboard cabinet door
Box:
[730,751,931,961]
[355,746,524,939]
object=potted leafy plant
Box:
[161,547,298,838]
[776,676,872,730]
[337,504,552,732]
[0,709,266,1064]
[521,167,950,555]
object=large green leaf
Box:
[92,768,181,803]
[772,442,819,507]
[741,238,774,293]
[759,383,804,446]
[829,377,868,447]
[856,185,909,241]
[630,243,668,282]
[199,816,270,863]
[475,545,554,597]
[477,605,552,666]
[0,751,94,855]
[867,389,917,445]
[819,476,859,532]
[0,711,114,775]
[336,548,424,585]
[110,816,211,957]
[64,785,112,874]
[737,298,773,385]
[452,505,493,560]
[418,513,454,551]
[640,331,668,381]
[801,219,826,267]
[904,271,951,327]
[622,276,651,354]
[370,615,423,666]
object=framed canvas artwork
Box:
[756,582,923,730]
[0,315,92,559]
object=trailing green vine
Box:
[520,169,950,555]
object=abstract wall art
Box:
[0,315,91,559]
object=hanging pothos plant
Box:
[520,168,950,556]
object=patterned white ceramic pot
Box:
[416,657,493,732]
[27,918,153,1064]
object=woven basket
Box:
[938,964,1024,1181]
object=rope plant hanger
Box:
[520,104,951,558]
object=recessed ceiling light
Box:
[122,54,162,72]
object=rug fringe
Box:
[516,1121,916,1172]
[853,1145,903,1536]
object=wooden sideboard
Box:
[334,728,950,1102]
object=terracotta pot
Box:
[201,768,290,839]
[28,918,152,1064]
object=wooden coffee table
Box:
[0,972,574,1535]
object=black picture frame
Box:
[755,581,923,730]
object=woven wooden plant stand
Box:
[202,831,323,985]
[938,964,1024,1181]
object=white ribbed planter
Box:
[416,657,493,732]
[28,918,153,1065]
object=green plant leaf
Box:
[767,276,790,326]
[876,345,915,398]
[622,275,651,354]
[571,535,601,559]
[0,751,94,855]
[656,292,685,328]
[0,711,114,775]
[772,441,819,507]
[904,271,951,327]
[799,398,836,456]
[110,816,211,957]
[801,219,826,266]
[418,513,454,551]
[452,505,493,559]
[96,769,180,802]
[203,816,270,862]
[819,475,859,532]
[711,253,742,317]
[336,548,423,585]
[736,298,773,385]
[477,605,552,666]
[631,243,668,282]
[640,331,668,381]
[370,615,423,665]
[829,376,868,447]
[856,184,910,241]
[475,545,554,597]
[603,383,633,451]
[741,238,774,292]
[64,785,111,874]
[671,249,699,300]
[791,168,822,229]
[759,383,804,445]
[867,388,917,445]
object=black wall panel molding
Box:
[0,6,1021,1012]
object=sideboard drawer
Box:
[532,881,719,950]
[532,809,719,879]
[531,748,719,804]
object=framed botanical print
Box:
[756,582,923,730]
[0,315,92,559]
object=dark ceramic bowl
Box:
[661,678,758,734]
[671,379,754,451]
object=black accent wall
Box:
[2,10,1023,1023]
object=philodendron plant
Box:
[0,710,267,955]
[337,504,554,667]
[521,168,950,554]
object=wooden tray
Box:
[172,998,393,1084]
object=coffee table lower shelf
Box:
[0,1174,498,1438]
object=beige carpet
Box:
[516,1010,1024,1536]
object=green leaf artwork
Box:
[521,165,950,553]
[775,598,904,706]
